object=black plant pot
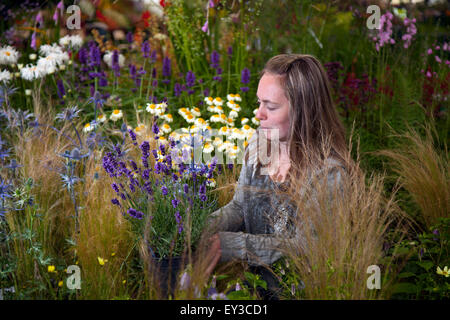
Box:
[150,256,186,299]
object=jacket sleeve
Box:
[218,165,347,266]
[206,161,250,234]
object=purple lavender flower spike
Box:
[210,50,220,69]
[161,185,168,196]
[141,40,151,58]
[162,57,171,77]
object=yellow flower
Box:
[437,266,449,277]
[48,265,56,273]
[111,252,116,257]
[122,280,127,284]
[98,257,108,266]
[58,280,64,287]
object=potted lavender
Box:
[102,127,220,295]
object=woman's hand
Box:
[205,233,221,278]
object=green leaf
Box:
[227,290,252,300]
[416,260,434,271]
[398,272,416,279]
[391,282,418,294]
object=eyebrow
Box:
[256,96,280,105]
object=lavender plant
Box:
[103,124,220,260]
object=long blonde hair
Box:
[254,54,352,177]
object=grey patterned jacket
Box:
[207,138,347,267]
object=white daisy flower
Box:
[96,114,107,123]
[134,124,146,136]
[0,46,20,65]
[241,117,249,125]
[39,44,64,56]
[103,50,125,68]
[20,64,46,81]
[83,123,94,133]
[59,35,83,49]
[29,53,37,60]
[25,89,32,96]
[110,109,123,121]
[212,137,223,147]
[213,97,224,106]
[156,102,168,113]
[184,112,196,123]
[146,103,157,114]
[0,70,12,83]
[195,118,208,129]
[230,128,245,140]
[226,100,237,108]
[203,142,214,154]
[204,96,214,105]
[228,110,238,119]
[161,113,173,123]
[234,93,242,102]
[190,107,201,117]
[226,93,236,101]
[253,108,258,115]
[251,117,260,126]
[206,178,216,188]
[218,126,230,136]
[161,123,172,134]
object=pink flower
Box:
[427,48,433,55]
[426,70,432,78]
[31,32,37,50]
[435,56,442,63]
[201,20,208,33]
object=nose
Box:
[255,104,266,121]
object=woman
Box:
[203,54,352,298]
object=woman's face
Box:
[255,73,291,142]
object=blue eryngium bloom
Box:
[55,105,81,122]
[60,174,81,191]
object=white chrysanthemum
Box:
[161,123,172,134]
[83,123,94,133]
[226,93,236,101]
[97,114,107,123]
[213,97,224,106]
[241,124,254,135]
[39,44,64,56]
[226,100,237,108]
[0,70,12,83]
[204,96,214,105]
[212,137,223,147]
[228,110,238,119]
[146,103,157,114]
[37,52,68,72]
[134,124,146,136]
[251,117,260,126]
[234,93,242,102]
[241,117,249,125]
[218,126,230,137]
[230,128,245,140]
[195,117,208,128]
[103,51,125,68]
[0,46,20,65]
[203,142,214,154]
[184,112,196,123]
[59,35,83,49]
[20,64,46,81]
[230,104,241,112]
[206,178,216,188]
[190,107,201,117]
[226,145,240,160]
[161,113,173,123]
[218,140,234,153]
[110,109,123,121]
[157,102,168,112]
[253,108,258,115]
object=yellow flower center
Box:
[113,110,120,114]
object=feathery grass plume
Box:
[4,101,81,297]
[374,120,449,230]
[268,129,412,299]
[12,103,76,257]
[75,155,134,299]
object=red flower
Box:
[160,0,166,7]
[141,10,151,28]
